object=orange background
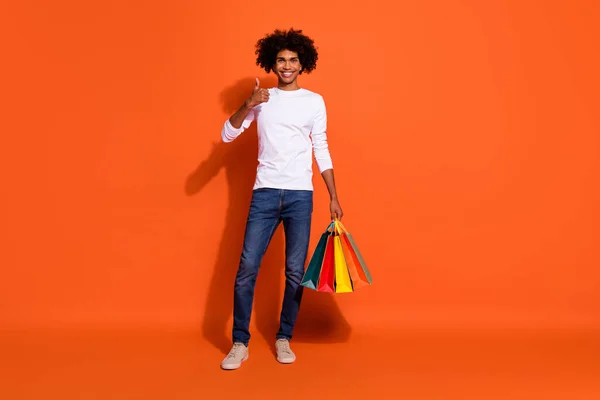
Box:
[2,0,599,338]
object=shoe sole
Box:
[221,353,248,370]
[276,356,296,364]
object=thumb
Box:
[255,77,260,89]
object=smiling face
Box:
[273,49,302,89]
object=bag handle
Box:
[325,221,335,233]
[333,218,347,235]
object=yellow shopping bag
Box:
[333,220,353,293]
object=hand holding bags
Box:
[301,219,372,293]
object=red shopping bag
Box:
[316,232,335,293]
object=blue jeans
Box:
[232,188,313,346]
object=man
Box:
[219,28,342,370]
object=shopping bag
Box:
[341,235,371,288]
[334,220,367,289]
[300,222,333,290]
[333,223,353,293]
[335,219,373,287]
[301,220,372,293]
[316,231,335,293]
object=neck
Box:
[277,80,300,91]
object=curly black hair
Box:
[254,28,319,74]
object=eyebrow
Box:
[276,57,299,60]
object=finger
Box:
[255,78,260,88]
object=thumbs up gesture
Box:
[246,78,270,108]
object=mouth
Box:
[281,71,295,78]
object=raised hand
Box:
[246,78,270,107]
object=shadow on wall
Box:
[185,76,351,355]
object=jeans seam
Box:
[279,189,284,211]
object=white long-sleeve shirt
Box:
[221,87,333,191]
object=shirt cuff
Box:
[225,119,244,134]
[316,159,333,174]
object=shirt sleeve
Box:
[310,96,334,173]
[221,108,255,143]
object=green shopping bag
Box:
[301,222,334,290]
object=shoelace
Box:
[277,341,292,355]
[227,344,244,359]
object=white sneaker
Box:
[221,343,248,370]
[275,339,296,364]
